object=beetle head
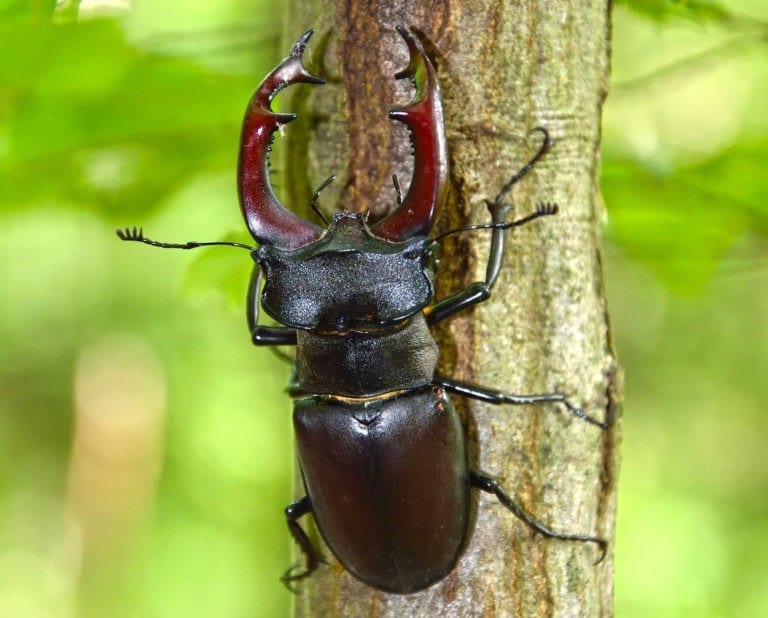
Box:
[256,213,438,332]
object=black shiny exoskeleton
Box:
[118,27,607,594]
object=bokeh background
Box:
[1,0,766,616]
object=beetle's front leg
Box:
[433,374,607,429]
[426,199,511,325]
[281,496,324,589]
[426,128,554,326]
[426,203,556,325]
[247,267,298,346]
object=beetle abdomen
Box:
[293,388,469,593]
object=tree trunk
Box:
[281,2,620,616]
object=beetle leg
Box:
[251,327,297,346]
[425,128,553,326]
[470,471,607,563]
[425,205,552,325]
[281,496,324,589]
[433,374,607,429]
[490,127,552,208]
[247,267,298,346]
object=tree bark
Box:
[281,2,620,616]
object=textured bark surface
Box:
[280,1,620,616]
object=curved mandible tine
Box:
[239,30,325,249]
[372,26,448,241]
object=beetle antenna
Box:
[309,175,335,225]
[433,202,558,242]
[116,227,256,251]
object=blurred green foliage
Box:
[1,1,293,616]
[608,1,768,616]
[1,0,766,616]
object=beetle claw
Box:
[559,397,609,430]
[280,563,315,593]
[593,538,608,565]
[280,572,302,594]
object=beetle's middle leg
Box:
[469,471,607,563]
[433,374,607,429]
[281,496,324,589]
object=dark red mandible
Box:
[238,27,448,249]
[372,26,448,242]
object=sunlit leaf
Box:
[0,14,267,218]
[616,0,731,22]
[604,134,768,292]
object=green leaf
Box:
[604,136,768,293]
[616,0,731,23]
[0,15,263,218]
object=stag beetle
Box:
[118,27,607,594]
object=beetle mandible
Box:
[118,27,607,594]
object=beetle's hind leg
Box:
[281,496,324,590]
[470,471,607,563]
[433,374,607,429]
